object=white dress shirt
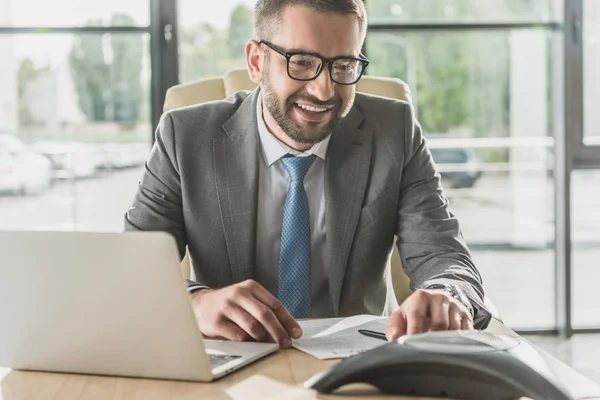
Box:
[254,96,334,317]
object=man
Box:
[125,0,492,349]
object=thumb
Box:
[386,311,407,342]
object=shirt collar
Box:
[256,92,331,167]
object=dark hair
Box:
[254,0,367,43]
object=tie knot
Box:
[281,155,316,183]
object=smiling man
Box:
[125,0,492,348]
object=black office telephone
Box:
[305,330,573,400]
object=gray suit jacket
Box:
[125,88,491,328]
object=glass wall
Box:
[573,1,600,329]
[572,170,600,328]
[1,0,149,26]
[177,0,255,83]
[584,0,600,144]
[0,1,151,232]
[0,0,596,333]
[368,0,558,23]
[366,29,558,329]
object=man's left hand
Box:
[386,289,473,341]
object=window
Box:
[572,0,600,329]
[572,170,600,328]
[366,27,560,329]
[584,0,600,144]
[0,0,149,27]
[0,0,596,335]
[178,0,255,83]
[0,31,151,231]
[367,0,559,24]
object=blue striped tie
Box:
[278,155,315,318]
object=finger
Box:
[406,292,431,335]
[448,302,462,330]
[248,282,302,339]
[429,296,450,332]
[225,305,269,342]
[217,320,252,342]
[461,312,474,330]
[237,293,293,347]
[386,311,407,341]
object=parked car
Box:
[430,147,482,189]
[95,143,148,170]
[0,134,53,195]
[32,141,98,179]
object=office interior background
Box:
[0,0,599,381]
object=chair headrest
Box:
[164,67,411,112]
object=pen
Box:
[358,329,388,341]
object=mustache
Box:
[288,93,341,108]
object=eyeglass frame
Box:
[257,39,369,86]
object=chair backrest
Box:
[164,68,413,305]
[165,68,412,112]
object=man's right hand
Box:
[190,279,303,348]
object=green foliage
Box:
[177,1,524,139]
[365,1,512,137]
[17,58,49,125]
[179,3,253,83]
[68,14,143,127]
[228,4,254,57]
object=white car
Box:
[0,135,53,195]
[32,141,98,179]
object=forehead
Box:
[274,5,362,58]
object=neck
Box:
[261,102,313,152]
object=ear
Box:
[245,40,263,84]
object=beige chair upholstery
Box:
[164,68,414,306]
[165,69,412,114]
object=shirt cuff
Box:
[187,284,209,293]
[423,280,492,330]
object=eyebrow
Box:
[287,47,360,59]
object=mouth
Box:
[293,102,335,122]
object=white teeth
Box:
[297,103,328,112]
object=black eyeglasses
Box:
[258,40,369,85]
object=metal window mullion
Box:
[573,0,600,166]
[556,0,584,338]
[569,0,588,168]
[150,0,178,140]
[368,22,562,32]
[574,147,600,167]
[0,26,149,34]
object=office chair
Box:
[163,68,500,320]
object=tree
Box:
[108,14,144,126]
[69,14,143,127]
[227,4,254,57]
[17,58,49,125]
[179,3,254,83]
[69,23,109,121]
[366,0,512,137]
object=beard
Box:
[261,76,355,145]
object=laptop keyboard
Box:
[208,353,242,369]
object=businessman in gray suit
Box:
[125,0,492,348]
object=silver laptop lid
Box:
[0,231,213,381]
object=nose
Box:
[306,64,335,102]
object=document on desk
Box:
[292,314,388,360]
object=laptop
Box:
[0,231,278,381]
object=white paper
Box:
[292,315,389,359]
[225,375,317,400]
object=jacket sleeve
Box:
[395,103,492,329]
[124,112,208,290]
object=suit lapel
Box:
[214,89,260,284]
[325,106,373,315]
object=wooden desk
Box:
[2,320,600,400]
